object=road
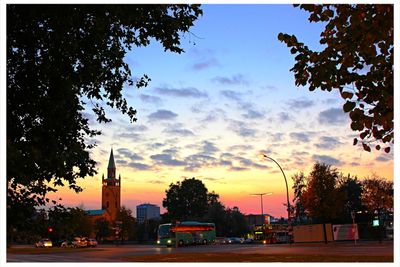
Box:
[7,241,393,262]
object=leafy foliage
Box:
[278,4,393,152]
[361,176,393,214]
[291,172,308,224]
[7,4,202,217]
[116,206,137,241]
[94,218,110,241]
[163,178,249,237]
[301,163,345,223]
[163,177,209,221]
[47,206,93,240]
[337,174,363,221]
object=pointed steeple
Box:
[107,148,116,180]
[108,148,116,169]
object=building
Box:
[136,203,160,224]
[87,148,121,227]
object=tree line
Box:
[291,162,393,239]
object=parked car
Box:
[72,237,87,248]
[86,238,98,247]
[61,240,73,248]
[244,238,254,244]
[35,238,53,248]
[225,237,244,244]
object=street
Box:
[7,241,393,262]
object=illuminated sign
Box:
[372,219,379,227]
[255,231,264,234]
[171,225,214,232]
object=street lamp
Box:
[250,193,272,217]
[262,155,291,238]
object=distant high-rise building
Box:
[136,203,160,224]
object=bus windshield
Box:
[158,224,173,238]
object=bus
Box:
[157,221,216,247]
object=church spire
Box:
[107,148,116,180]
[108,148,116,169]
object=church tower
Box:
[101,148,121,223]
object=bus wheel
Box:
[178,240,184,247]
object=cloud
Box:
[148,179,166,184]
[229,166,249,171]
[234,156,268,169]
[375,155,392,162]
[115,132,142,141]
[127,162,151,171]
[312,154,343,166]
[220,90,243,101]
[266,132,284,142]
[202,140,220,154]
[163,123,195,137]
[242,109,264,119]
[228,119,258,138]
[164,128,195,137]
[229,145,254,151]
[240,102,264,119]
[154,86,208,98]
[131,125,149,132]
[212,74,249,86]
[191,58,220,71]
[116,159,128,165]
[287,98,314,110]
[237,127,257,137]
[184,154,217,171]
[117,148,144,161]
[324,98,339,105]
[290,132,311,143]
[315,136,343,149]
[150,154,186,166]
[139,94,162,104]
[148,109,178,121]
[162,148,179,155]
[277,112,293,122]
[318,108,347,125]
[146,142,165,150]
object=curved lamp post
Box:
[262,155,291,236]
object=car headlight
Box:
[167,240,171,244]
[157,240,160,244]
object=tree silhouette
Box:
[7,5,202,214]
[163,177,209,221]
[302,163,345,223]
[278,4,393,152]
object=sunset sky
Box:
[49,4,393,218]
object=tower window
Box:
[106,201,109,208]
[115,202,117,208]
